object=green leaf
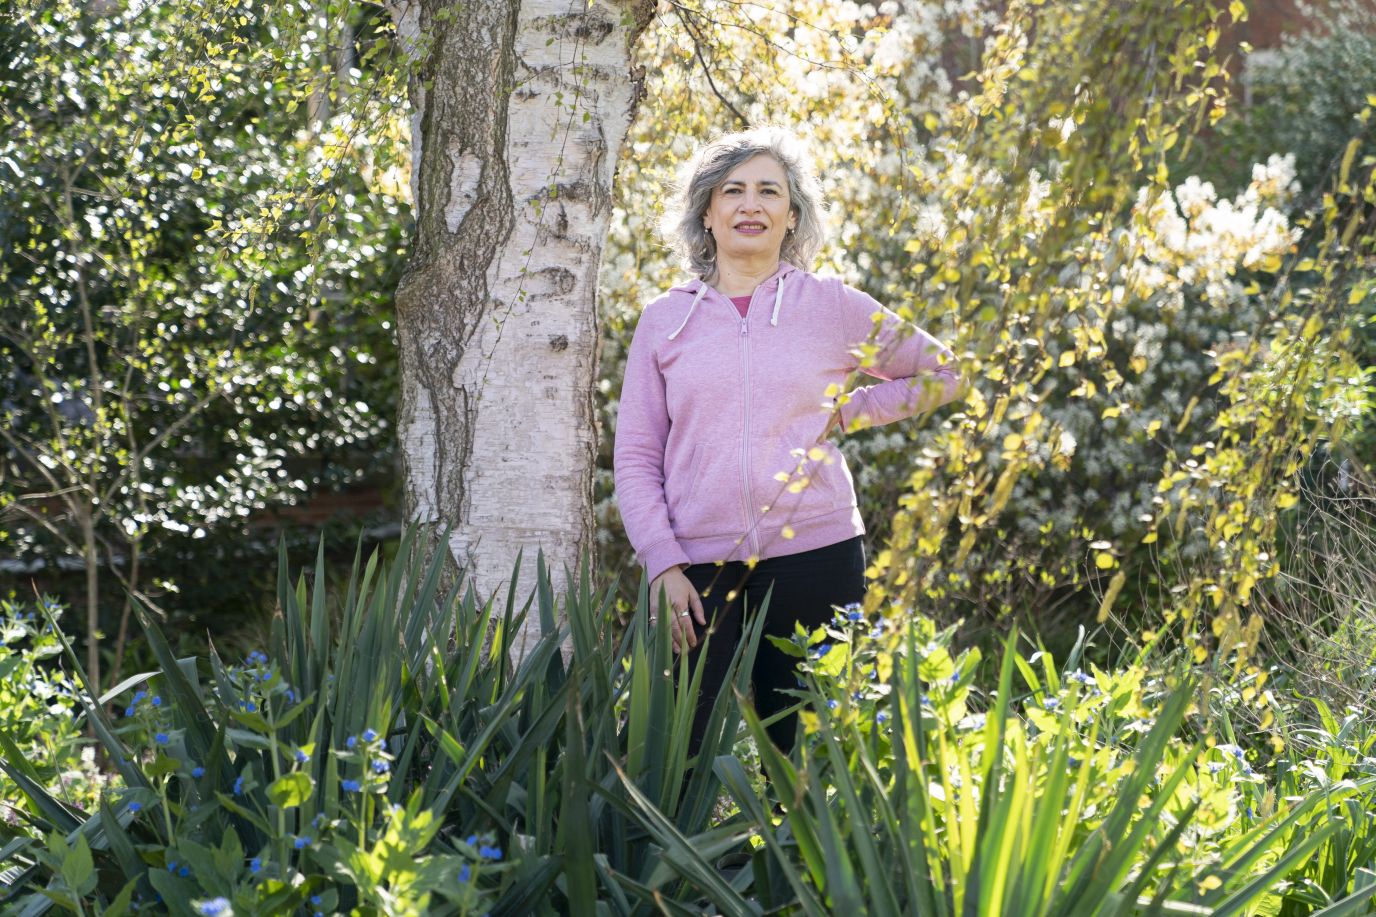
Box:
[60,833,95,897]
[266,771,314,809]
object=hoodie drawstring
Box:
[667,273,787,340]
[667,282,708,341]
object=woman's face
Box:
[702,154,796,265]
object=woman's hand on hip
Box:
[650,565,707,654]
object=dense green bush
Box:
[0,0,407,687]
[0,597,103,817]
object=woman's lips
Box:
[735,223,766,235]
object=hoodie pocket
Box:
[757,437,847,528]
[670,441,741,538]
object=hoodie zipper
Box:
[738,290,761,559]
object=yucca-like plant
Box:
[0,524,770,915]
[621,609,1376,916]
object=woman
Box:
[612,126,962,757]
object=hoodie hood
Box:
[666,260,800,341]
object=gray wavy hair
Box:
[664,126,828,278]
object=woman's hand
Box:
[650,565,707,654]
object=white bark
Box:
[386,0,653,663]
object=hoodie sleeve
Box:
[613,314,692,586]
[835,284,962,433]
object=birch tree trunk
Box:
[385,0,654,661]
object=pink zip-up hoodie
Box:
[613,261,962,586]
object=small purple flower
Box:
[295,749,309,764]
[1043,697,1061,711]
[876,711,889,724]
[361,728,378,742]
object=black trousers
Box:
[677,535,866,760]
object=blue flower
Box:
[478,844,503,861]
[294,836,312,849]
[342,779,362,793]
[233,775,245,795]
[371,759,389,774]
[133,690,147,702]
[361,728,378,742]
[458,863,472,883]
[466,835,479,846]
[345,736,357,749]
[811,643,829,658]
[128,801,142,813]
[155,732,170,745]
[151,695,162,707]
[167,860,177,872]
[827,699,839,710]
[1067,670,1094,685]
[260,671,272,682]
[192,766,205,778]
[124,704,137,717]
[1043,697,1061,711]
[195,897,230,916]
[179,865,190,877]
[250,856,262,873]
[295,749,309,764]
[285,688,297,703]
[876,711,889,725]
[310,895,322,906]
